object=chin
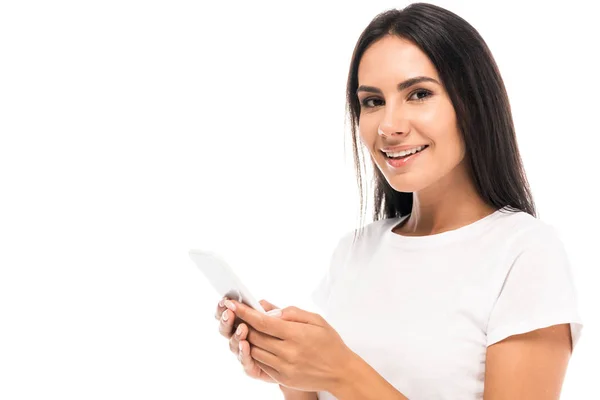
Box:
[385,175,430,193]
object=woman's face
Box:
[357,35,467,194]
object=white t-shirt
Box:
[311,207,583,400]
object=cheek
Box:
[442,130,466,162]
[358,123,377,149]
[421,136,466,186]
[382,135,464,192]
[419,106,463,163]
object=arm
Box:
[280,385,318,400]
[483,226,578,399]
[483,323,573,399]
[329,352,409,400]
[329,324,573,400]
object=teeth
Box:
[384,145,426,158]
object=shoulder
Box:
[489,211,576,297]
[493,209,564,253]
[325,217,399,270]
[336,217,399,252]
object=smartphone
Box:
[188,249,267,313]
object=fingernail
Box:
[219,298,225,307]
[239,342,243,352]
[266,309,282,317]
[222,310,229,321]
[224,300,236,311]
[235,325,242,336]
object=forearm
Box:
[280,385,318,400]
[330,352,409,400]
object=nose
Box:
[378,107,411,137]
[378,123,410,138]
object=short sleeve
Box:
[311,232,353,312]
[486,224,584,351]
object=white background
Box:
[1,0,598,398]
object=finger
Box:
[247,325,284,356]
[276,306,324,325]
[238,339,252,368]
[229,325,241,354]
[235,322,247,340]
[248,343,281,372]
[214,296,229,320]
[239,339,261,374]
[253,358,279,381]
[218,308,236,338]
[239,339,280,378]
[224,299,287,339]
[259,299,279,312]
[229,322,246,354]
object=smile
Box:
[382,145,429,169]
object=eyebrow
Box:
[356,76,440,95]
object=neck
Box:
[396,161,497,236]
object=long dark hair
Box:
[346,2,536,243]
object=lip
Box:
[383,145,427,169]
[381,144,429,152]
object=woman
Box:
[214,3,583,399]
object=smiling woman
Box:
[311,2,583,399]
[217,2,584,400]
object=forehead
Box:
[357,35,439,85]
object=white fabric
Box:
[311,207,583,400]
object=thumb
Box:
[277,306,324,325]
[259,299,279,312]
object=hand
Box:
[215,297,279,383]
[223,299,355,393]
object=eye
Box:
[409,89,432,102]
[360,97,384,109]
[360,89,432,109]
